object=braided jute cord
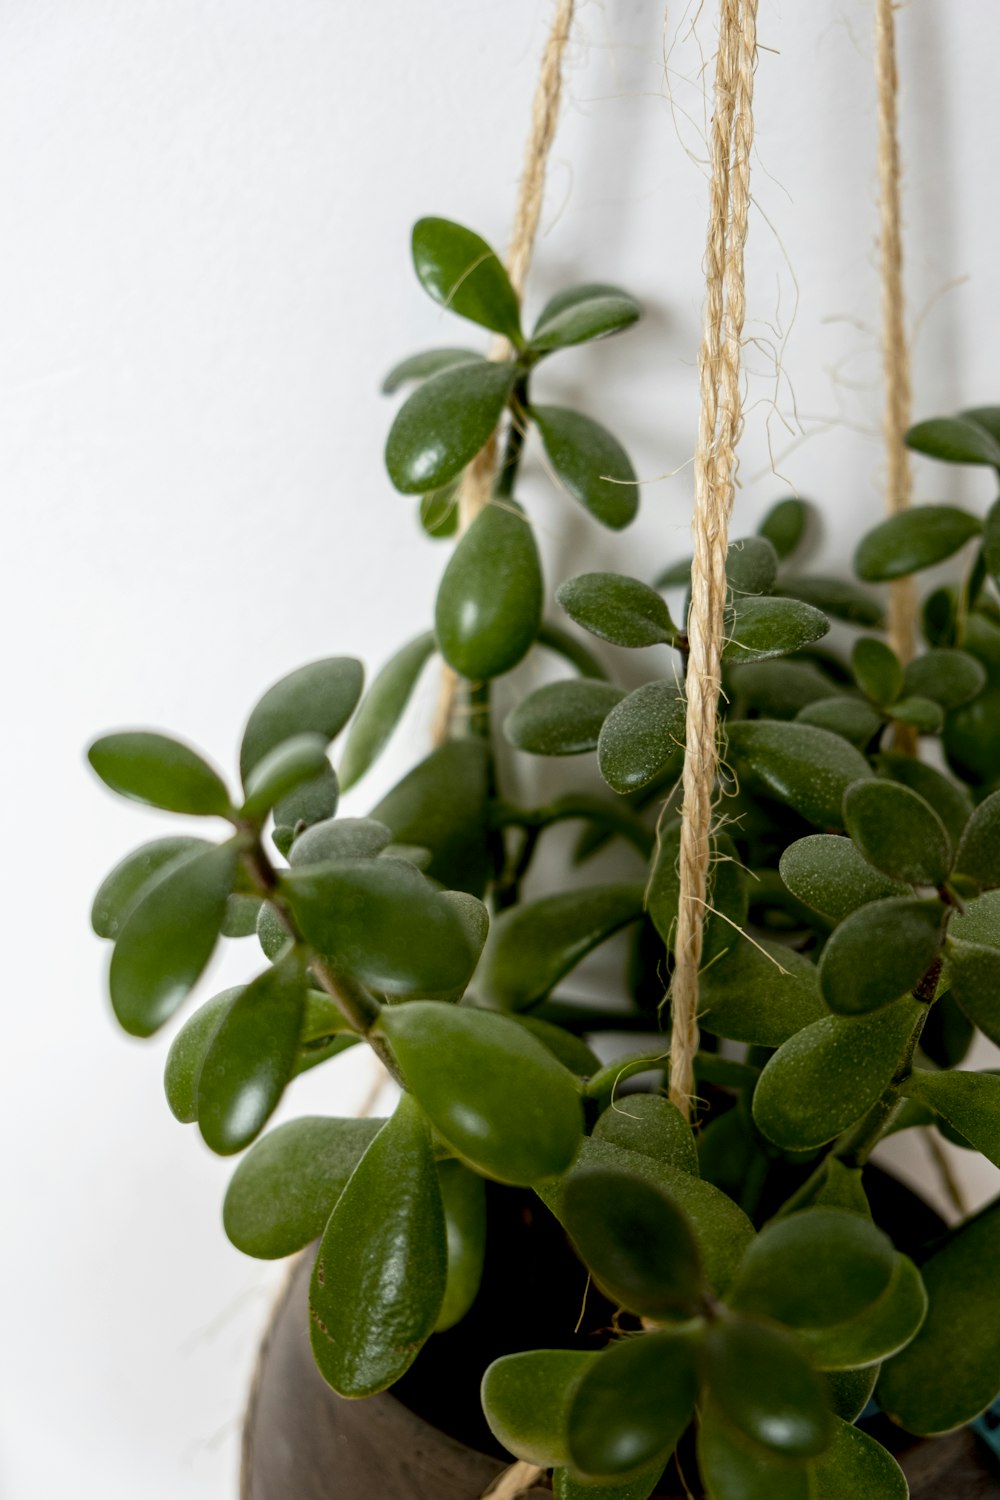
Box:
[432,0,576,746]
[669,0,758,1120]
[480,1457,546,1499]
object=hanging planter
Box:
[87,1,1000,1497]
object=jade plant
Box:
[89,218,1000,1499]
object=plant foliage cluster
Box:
[90,219,1000,1499]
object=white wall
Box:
[2,3,998,1496]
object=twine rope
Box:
[875,0,916,670]
[432,0,576,745]
[480,1458,545,1498]
[669,0,758,1119]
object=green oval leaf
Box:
[566,1329,699,1479]
[222,1115,384,1258]
[338,633,436,791]
[955,787,1000,889]
[411,217,521,341]
[728,660,840,718]
[481,1349,594,1467]
[704,1316,833,1460]
[844,780,952,887]
[381,346,483,395]
[240,733,331,822]
[727,535,780,596]
[724,596,828,664]
[752,999,922,1150]
[435,1159,487,1332]
[287,816,393,867]
[819,897,943,1015]
[758,497,809,560]
[592,1095,699,1177]
[854,505,982,582]
[88,732,231,817]
[597,682,686,795]
[902,648,986,710]
[240,657,364,784]
[164,986,242,1122]
[503,679,625,755]
[875,751,974,850]
[532,404,638,530]
[196,952,308,1155]
[698,940,827,1047]
[948,938,1000,1045]
[798,1251,927,1371]
[812,1419,908,1500]
[386,359,516,494]
[852,637,902,707]
[530,283,641,353]
[779,834,909,923]
[371,739,492,896]
[697,1406,812,1500]
[728,1208,896,1330]
[778,575,884,628]
[272,761,340,855]
[556,572,676,647]
[902,1068,1000,1169]
[419,482,461,538]
[890,694,944,733]
[435,497,542,677]
[378,1002,583,1185]
[795,697,882,748]
[905,414,1000,468]
[310,1095,446,1396]
[477,883,646,1010]
[725,721,873,830]
[552,1463,664,1500]
[109,842,237,1036]
[92,836,210,939]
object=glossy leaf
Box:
[699,938,827,1047]
[955,788,1000,888]
[795,697,882,748]
[371,739,491,896]
[903,648,986,710]
[726,536,779,596]
[843,780,952,887]
[697,1403,812,1500]
[481,1349,594,1467]
[852,637,902,707]
[88,732,231,817]
[240,657,364,784]
[704,1316,833,1459]
[285,857,480,995]
[552,1464,663,1500]
[566,1330,699,1479]
[902,1069,1000,1169]
[91,836,209,939]
[723,596,829,664]
[556,572,676,647]
[592,1095,699,1177]
[196,952,308,1155]
[803,1252,926,1373]
[819,897,943,1015]
[532,404,638,530]
[948,937,1000,1046]
[728,1208,896,1330]
[310,1096,446,1396]
[386,359,516,494]
[411,216,521,341]
[779,575,884,628]
[855,505,982,582]
[477,882,646,1009]
[877,1197,1000,1434]
[905,414,1000,468]
[381,346,482,394]
[758,497,809,560]
[725,721,872,830]
[435,1159,487,1332]
[271,762,340,855]
[109,842,236,1037]
[435,497,543,677]
[514,1016,601,1076]
[222,1115,383,1258]
[504,679,625,755]
[753,999,922,1151]
[812,1420,908,1500]
[287,816,393,867]
[876,751,973,850]
[779,835,909,923]
[164,986,241,1122]
[378,1002,583,1185]
[338,632,436,790]
[597,682,685,795]
[825,1369,878,1424]
[562,1167,702,1319]
[419,482,460,538]
[240,733,330,822]
[530,283,641,352]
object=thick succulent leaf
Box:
[538,1137,754,1296]
[819,897,944,1015]
[223,893,263,937]
[955,787,1000,889]
[530,283,641,352]
[726,535,779,596]
[905,414,1000,468]
[477,883,646,1009]
[843,780,952,887]
[592,1095,699,1177]
[435,1159,487,1332]
[481,1349,594,1468]
[310,1096,446,1396]
[286,857,480,995]
[381,346,483,394]
[852,637,902,707]
[795,697,882,748]
[386,360,516,494]
[164,986,242,1122]
[271,762,340,855]
[698,938,827,1048]
[92,836,210,939]
[647,822,748,965]
[697,1403,813,1500]
[902,1068,1000,1169]
[919,987,975,1069]
[877,1196,1000,1433]
[287,816,393,867]
[338,633,436,790]
[779,834,909,923]
[597,682,685,794]
[813,1420,908,1499]
[855,505,982,582]
[728,660,841,718]
[435,497,542,677]
[890,695,944,734]
[799,1251,927,1371]
[378,1003,583,1185]
[371,739,491,896]
[532,404,638,530]
[723,596,829,664]
[196,952,308,1155]
[419,482,461,538]
[222,1115,383,1258]
[825,1366,879,1424]
[947,938,1000,1045]
[902,648,986,710]
[504,679,625,755]
[875,752,973,850]
[88,732,231,817]
[779,575,884,628]
[561,1167,702,1319]
[985,495,1000,586]
[514,1016,602,1076]
[704,1316,833,1460]
[556,572,676,647]
[537,620,610,680]
[240,734,330,822]
[109,842,236,1036]
[411,216,521,341]
[566,1330,699,1479]
[728,1209,896,1330]
[240,657,364,784]
[725,721,872,830]
[758,496,809,560]
[552,1463,664,1500]
[752,999,923,1151]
